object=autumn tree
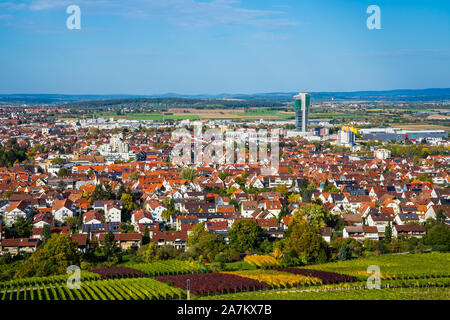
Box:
[137,242,158,263]
[283,211,330,264]
[15,233,79,278]
[121,192,137,221]
[130,171,139,182]
[299,204,330,228]
[307,182,317,191]
[288,193,300,203]
[275,185,289,198]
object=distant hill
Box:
[1,88,450,104]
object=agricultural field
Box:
[277,268,359,284]
[90,266,145,279]
[1,277,183,301]
[129,113,199,121]
[128,259,207,276]
[94,112,199,121]
[95,108,296,121]
[224,270,322,288]
[395,124,450,131]
[244,254,281,268]
[304,252,450,280]
[0,253,448,300]
[198,287,450,300]
[156,273,268,295]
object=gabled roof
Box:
[0,238,40,247]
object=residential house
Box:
[53,199,76,223]
[152,231,188,249]
[4,200,32,227]
[98,233,142,250]
[366,212,393,232]
[0,238,40,254]
[393,225,426,238]
[241,201,258,218]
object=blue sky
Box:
[0,0,449,94]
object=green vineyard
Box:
[304,252,450,280]
[0,253,448,300]
[1,278,184,300]
[129,260,207,276]
[199,287,450,300]
[0,271,101,292]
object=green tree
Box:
[218,172,232,181]
[186,223,225,261]
[302,189,311,203]
[229,220,263,252]
[278,205,290,222]
[337,245,353,261]
[15,233,79,278]
[101,231,119,261]
[120,221,135,233]
[137,242,158,263]
[87,169,94,178]
[65,216,78,233]
[283,211,330,264]
[90,184,107,203]
[435,209,447,225]
[13,216,32,238]
[384,221,392,243]
[161,209,171,222]
[40,224,51,245]
[300,204,329,228]
[56,180,66,191]
[307,182,317,191]
[180,168,197,182]
[130,171,139,182]
[234,176,246,187]
[424,224,450,252]
[57,168,69,177]
[51,157,64,165]
[417,173,432,183]
[142,226,150,245]
[230,199,240,212]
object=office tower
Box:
[294,93,310,132]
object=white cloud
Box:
[0,2,27,10]
[22,0,298,28]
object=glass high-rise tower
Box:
[294,93,310,132]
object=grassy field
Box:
[89,108,450,130]
[304,252,450,279]
[198,287,450,300]
[95,108,295,121]
[395,124,450,130]
[94,112,199,121]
